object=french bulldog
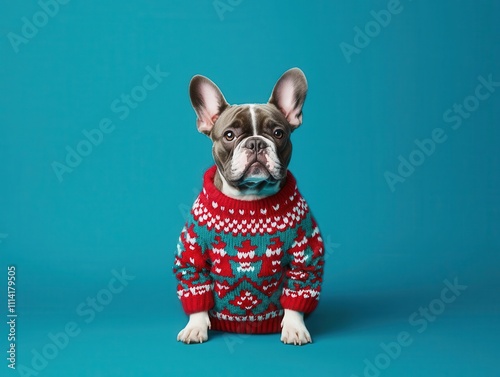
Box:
[176,68,322,345]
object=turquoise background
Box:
[1,0,499,376]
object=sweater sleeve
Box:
[173,221,214,314]
[280,214,325,313]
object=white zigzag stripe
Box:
[212,309,284,322]
[237,251,255,259]
[212,247,226,256]
[236,265,255,273]
[282,288,320,299]
[266,247,282,256]
[178,284,211,298]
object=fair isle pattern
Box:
[174,166,325,334]
[191,187,308,235]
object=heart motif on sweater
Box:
[174,166,324,333]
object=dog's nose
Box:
[244,137,267,152]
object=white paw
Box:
[280,309,312,345]
[177,311,211,344]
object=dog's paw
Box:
[177,311,211,344]
[280,309,312,346]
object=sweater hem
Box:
[210,315,283,334]
[280,296,319,314]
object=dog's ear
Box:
[189,75,229,135]
[268,68,308,128]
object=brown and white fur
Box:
[177,68,311,345]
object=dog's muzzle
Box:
[228,135,284,186]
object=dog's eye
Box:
[224,130,235,141]
[273,129,284,139]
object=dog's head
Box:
[189,68,307,199]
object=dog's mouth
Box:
[243,161,270,179]
[236,162,279,190]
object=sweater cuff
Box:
[280,294,319,314]
[180,291,214,315]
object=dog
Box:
[174,68,324,345]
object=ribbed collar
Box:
[200,165,300,215]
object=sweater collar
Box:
[200,165,300,213]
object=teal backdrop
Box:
[1,1,499,376]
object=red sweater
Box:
[174,166,324,333]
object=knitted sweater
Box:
[174,165,324,334]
